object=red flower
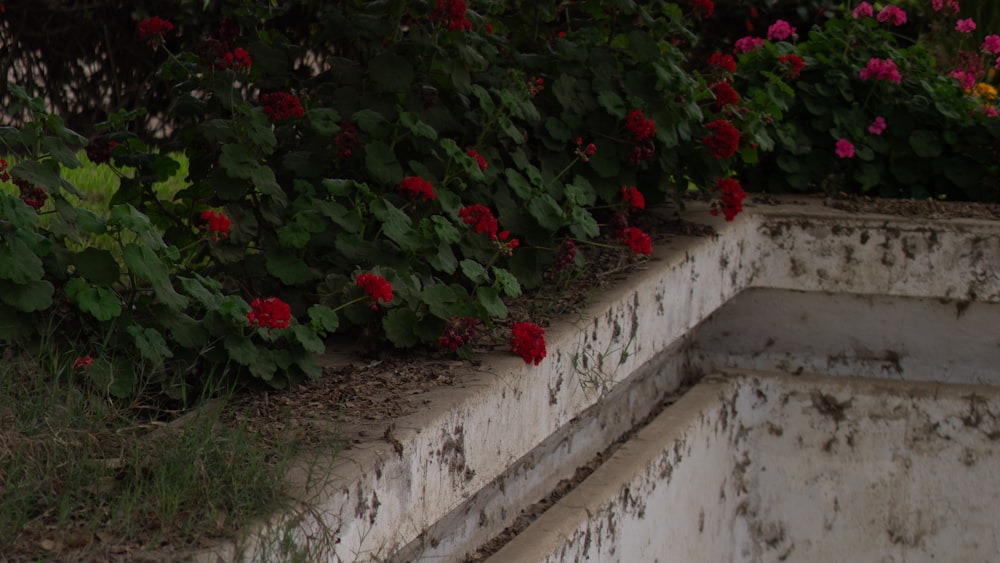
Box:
[707,51,737,73]
[222,47,252,72]
[703,119,741,159]
[356,273,393,309]
[0,158,9,183]
[247,297,292,330]
[620,227,652,255]
[261,91,304,121]
[778,54,805,79]
[693,0,714,18]
[710,81,741,110]
[398,176,436,201]
[73,356,93,371]
[625,109,657,142]
[438,316,478,350]
[14,178,46,211]
[335,121,361,159]
[629,140,655,164]
[139,16,174,40]
[459,204,499,240]
[431,0,472,31]
[511,321,547,365]
[711,177,747,221]
[85,140,119,165]
[200,209,231,241]
[554,238,577,270]
[529,76,545,96]
[621,185,645,210]
[466,149,488,171]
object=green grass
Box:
[0,356,315,560]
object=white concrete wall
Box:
[493,373,1000,562]
[194,197,1000,562]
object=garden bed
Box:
[192,194,1000,561]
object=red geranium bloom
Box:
[0,158,9,182]
[693,0,714,18]
[438,316,478,350]
[778,54,806,79]
[247,297,292,330]
[261,91,304,121]
[356,273,393,309]
[139,16,174,40]
[625,109,657,142]
[711,177,747,221]
[710,81,741,110]
[708,51,737,73]
[73,356,93,371]
[466,149,488,171]
[200,209,231,241]
[459,204,499,240]
[554,238,577,270]
[14,179,46,211]
[620,226,653,255]
[335,121,361,159]
[431,0,472,31]
[222,47,252,72]
[398,176,436,201]
[511,321,547,365]
[703,119,741,159]
[621,186,646,210]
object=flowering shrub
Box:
[735,3,1000,201]
[0,1,770,397]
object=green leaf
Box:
[365,141,404,184]
[308,304,340,333]
[0,279,54,312]
[250,164,286,206]
[400,111,438,140]
[498,116,525,144]
[431,215,461,244]
[169,316,208,349]
[544,117,573,142]
[11,160,64,192]
[225,334,260,366]
[246,110,278,153]
[178,275,222,309]
[471,85,496,113]
[43,136,82,169]
[528,195,565,231]
[0,193,41,229]
[597,91,626,119]
[492,267,522,298]
[909,130,943,158]
[126,325,173,363]
[460,259,487,283]
[383,308,421,348]
[122,244,186,309]
[75,248,121,284]
[370,198,419,250]
[428,241,458,274]
[265,252,317,284]
[0,237,44,283]
[422,283,464,318]
[476,286,508,318]
[504,169,533,199]
[293,324,326,354]
[569,206,600,239]
[308,108,342,136]
[0,304,31,341]
[353,109,394,139]
[65,278,122,321]
[369,52,414,92]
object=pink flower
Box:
[950,69,977,90]
[932,0,960,13]
[876,5,907,26]
[853,2,874,18]
[859,58,902,84]
[767,20,796,41]
[734,36,764,54]
[835,138,855,159]
[986,107,999,117]
[868,116,887,135]
[956,18,976,33]
[983,35,1000,55]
